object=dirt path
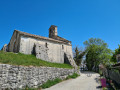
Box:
[43,71,101,90]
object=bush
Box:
[103,87,108,90]
[40,78,62,89]
[65,73,80,80]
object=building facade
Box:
[6,25,76,66]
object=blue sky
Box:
[0,0,120,50]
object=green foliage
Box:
[111,45,120,63]
[83,38,108,48]
[84,38,112,71]
[74,47,86,66]
[102,87,108,90]
[74,47,81,66]
[0,51,72,69]
[65,73,80,80]
[40,78,62,89]
[99,69,103,76]
[114,69,120,74]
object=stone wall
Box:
[8,31,21,53]
[35,43,49,62]
[1,44,8,52]
[0,64,79,89]
[19,36,72,64]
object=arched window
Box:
[39,46,41,50]
[62,45,64,50]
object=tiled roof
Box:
[15,30,71,45]
[53,36,71,43]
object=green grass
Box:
[40,78,62,89]
[65,73,80,80]
[0,51,72,68]
[102,87,108,90]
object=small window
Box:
[39,46,41,50]
[45,43,48,48]
[62,45,64,50]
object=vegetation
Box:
[74,38,116,72]
[84,38,112,71]
[40,78,62,89]
[102,87,108,90]
[23,73,79,90]
[111,45,120,63]
[0,51,72,68]
[74,47,81,66]
[65,73,80,80]
[74,47,86,66]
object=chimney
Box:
[49,25,57,38]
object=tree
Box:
[74,47,81,66]
[84,38,112,71]
[111,45,120,63]
[73,46,85,66]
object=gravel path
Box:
[43,71,101,90]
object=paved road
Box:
[44,71,101,90]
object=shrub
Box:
[39,78,62,89]
[65,73,80,80]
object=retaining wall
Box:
[0,64,79,89]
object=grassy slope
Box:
[0,51,73,68]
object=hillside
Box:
[0,51,72,68]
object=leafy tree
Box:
[111,45,120,63]
[73,47,85,66]
[74,47,81,66]
[84,38,112,71]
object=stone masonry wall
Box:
[19,36,72,64]
[0,64,79,89]
[35,43,49,62]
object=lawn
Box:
[0,51,73,68]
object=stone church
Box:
[2,25,77,67]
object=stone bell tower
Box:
[49,25,57,38]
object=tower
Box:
[49,25,58,38]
